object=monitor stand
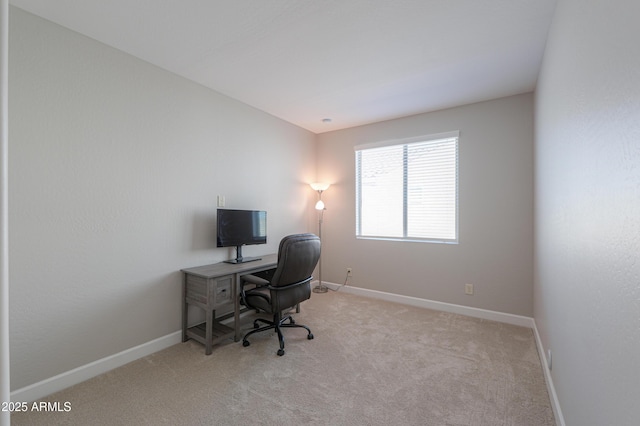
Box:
[224,245,261,264]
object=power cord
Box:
[343,271,351,287]
[325,271,350,292]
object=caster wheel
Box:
[289,318,296,324]
[277,349,285,356]
[308,333,314,340]
[243,340,250,347]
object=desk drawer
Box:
[185,274,233,307]
[214,276,232,307]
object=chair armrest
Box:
[240,274,272,309]
[240,274,270,305]
[241,274,270,287]
[268,276,312,291]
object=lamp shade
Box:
[310,182,330,192]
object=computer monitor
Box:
[216,209,267,263]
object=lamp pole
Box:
[310,183,329,293]
[313,206,327,293]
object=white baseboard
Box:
[11,331,182,403]
[319,281,534,327]
[532,324,566,426]
[318,280,565,426]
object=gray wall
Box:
[9,8,316,390]
[316,93,534,316]
[534,0,640,424]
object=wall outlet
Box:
[346,268,353,277]
[465,283,474,295]
[217,195,225,207]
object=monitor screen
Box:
[216,209,267,248]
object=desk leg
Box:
[182,274,188,342]
[234,273,241,341]
[205,308,213,355]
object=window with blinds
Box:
[355,131,459,243]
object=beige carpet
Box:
[12,291,555,425]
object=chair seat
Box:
[243,287,271,312]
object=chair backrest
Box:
[270,233,321,287]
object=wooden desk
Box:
[181,254,278,354]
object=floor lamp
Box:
[310,182,330,293]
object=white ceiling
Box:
[10,0,557,134]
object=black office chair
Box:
[240,233,320,356]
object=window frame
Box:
[354,131,459,244]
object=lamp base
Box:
[312,284,328,293]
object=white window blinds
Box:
[355,132,459,243]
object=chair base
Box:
[242,314,313,356]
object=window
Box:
[355,131,459,243]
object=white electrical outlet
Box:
[465,283,474,295]
[217,195,225,207]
